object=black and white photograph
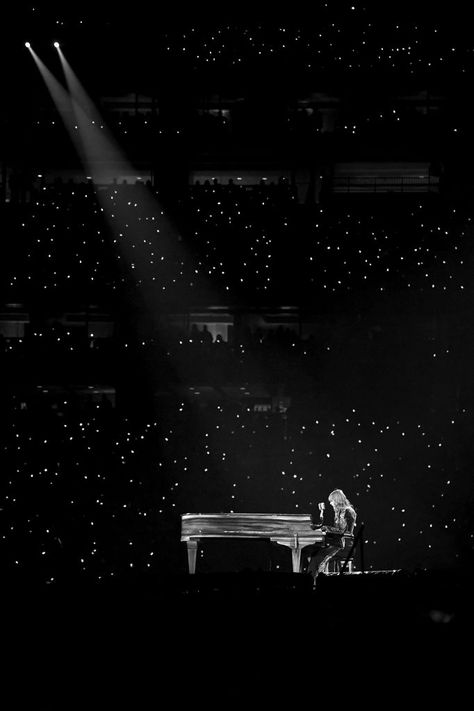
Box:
[1,0,473,684]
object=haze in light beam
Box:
[46,47,216,314]
[26,46,88,168]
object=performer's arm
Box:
[324,517,347,534]
[325,509,355,534]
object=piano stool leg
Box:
[187,540,199,574]
[291,547,302,573]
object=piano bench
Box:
[325,535,356,573]
[326,558,354,574]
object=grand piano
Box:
[181,513,329,574]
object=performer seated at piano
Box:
[306,489,357,584]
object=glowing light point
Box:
[54,42,60,49]
[25,42,31,48]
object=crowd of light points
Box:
[2,181,472,302]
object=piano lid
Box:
[181,512,318,539]
[182,513,312,520]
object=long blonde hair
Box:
[328,489,355,513]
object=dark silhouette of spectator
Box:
[201,324,213,345]
[190,324,201,342]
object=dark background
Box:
[1,0,474,586]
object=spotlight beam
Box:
[33,47,216,329]
[28,46,128,183]
[26,46,89,168]
[56,45,102,126]
[55,46,132,184]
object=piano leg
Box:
[187,540,199,574]
[291,546,302,573]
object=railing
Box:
[332,176,439,193]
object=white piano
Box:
[181,512,330,574]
